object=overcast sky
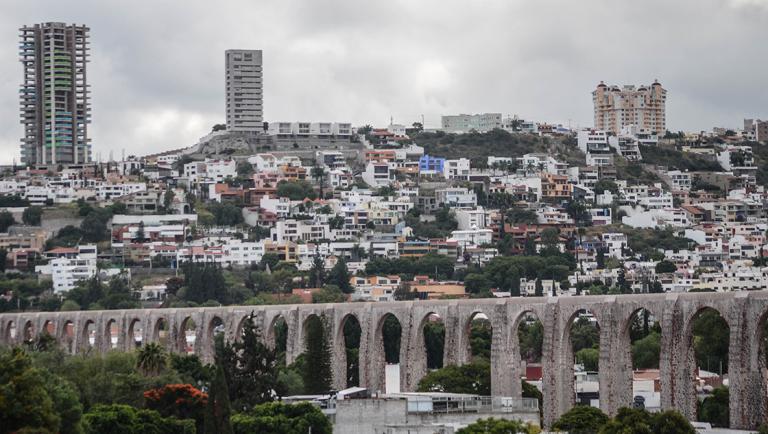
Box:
[1,0,767,163]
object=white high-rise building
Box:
[225,49,263,132]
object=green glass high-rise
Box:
[20,22,91,166]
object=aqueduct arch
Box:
[2,292,768,429]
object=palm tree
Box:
[136,342,166,376]
[525,161,536,175]
[311,165,326,199]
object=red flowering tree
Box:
[144,383,208,423]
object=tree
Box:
[308,254,325,288]
[596,249,606,269]
[327,258,353,293]
[424,321,445,369]
[655,260,677,274]
[519,320,543,363]
[22,206,43,226]
[312,285,346,304]
[0,248,6,272]
[311,165,326,199]
[457,417,538,434]
[144,383,207,427]
[230,401,332,434]
[136,342,167,376]
[464,273,492,294]
[276,180,316,200]
[571,317,600,353]
[632,332,660,369]
[80,213,108,243]
[236,160,254,177]
[0,210,16,232]
[180,262,230,304]
[83,404,195,434]
[599,407,652,434]
[540,227,560,250]
[553,405,609,434]
[0,348,60,433]
[42,371,84,434]
[534,278,544,296]
[650,410,696,434]
[163,188,175,213]
[229,314,280,408]
[135,221,145,243]
[698,386,729,427]
[594,179,619,195]
[302,315,332,394]
[692,310,729,374]
[204,363,233,434]
[417,360,491,395]
[576,348,600,371]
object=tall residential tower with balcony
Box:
[19,22,91,166]
[225,49,263,132]
[592,81,666,136]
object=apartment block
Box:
[593,81,666,135]
[20,22,91,165]
[225,49,263,132]
[441,113,502,133]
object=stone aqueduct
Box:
[3,291,768,428]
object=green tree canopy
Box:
[456,417,538,434]
[230,401,331,434]
[552,405,609,434]
[698,386,729,427]
[22,206,44,226]
[301,315,332,394]
[0,210,16,232]
[82,404,195,434]
[276,180,316,201]
[0,348,60,433]
[327,258,353,293]
[417,360,491,395]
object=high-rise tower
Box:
[592,81,666,136]
[19,23,91,165]
[225,49,263,132]
[19,22,91,166]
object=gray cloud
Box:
[0,0,767,163]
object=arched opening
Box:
[208,316,225,342]
[467,312,492,361]
[42,320,55,337]
[62,320,75,354]
[154,318,170,348]
[128,319,144,348]
[105,319,118,349]
[690,307,730,427]
[302,314,332,394]
[341,314,362,388]
[423,313,445,370]
[379,313,402,393]
[269,315,288,364]
[5,320,16,344]
[568,309,600,407]
[23,320,35,344]
[517,312,544,412]
[627,308,662,411]
[81,320,96,353]
[179,317,197,354]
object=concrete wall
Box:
[3,292,768,429]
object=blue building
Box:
[419,154,446,174]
